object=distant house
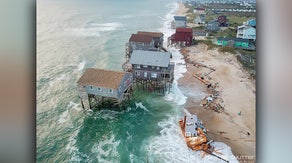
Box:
[193,30,207,40]
[236,25,256,41]
[217,15,228,27]
[170,27,193,46]
[246,19,256,27]
[193,7,205,14]
[216,37,234,46]
[216,37,255,50]
[206,20,220,32]
[77,68,133,106]
[233,38,250,48]
[137,31,164,47]
[174,16,187,28]
[194,14,206,25]
[129,50,174,82]
[127,34,155,57]
[233,38,255,50]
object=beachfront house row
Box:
[129,50,174,82]
[236,25,256,41]
[174,16,187,28]
[137,31,164,48]
[170,27,193,46]
[194,14,206,25]
[126,34,155,57]
[77,68,133,107]
[206,20,220,32]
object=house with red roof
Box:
[169,28,193,46]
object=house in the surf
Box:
[77,68,133,109]
[136,31,164,48]
[169,27,193,46]
[129,50,174,83]
[126,34,155,57]
[173,16,187,28]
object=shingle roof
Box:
[199,14,206,20]
[217,37,234,41]
[137,31,163,38]
[208,20,219,25]
[129,34,153,43]
[233,38,250,43]
[77,68,128,89]
[129,50,170,67]
[193,30,206,36]
[185,115,199,135]
[174,16,187,21]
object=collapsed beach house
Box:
[77,68,133,109]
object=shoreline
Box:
[174,3,256,160]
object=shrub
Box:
[219,46,236,54]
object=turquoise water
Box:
[37,0,238,162]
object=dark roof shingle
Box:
[137,31,163,38]
[176,27,192,33]
[129,34,153,43]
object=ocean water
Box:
[37,0,238,162]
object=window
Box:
[144,72,147,78]
[90,86,94,90]
[135,71,140,76]
[136,65,140,69]
[143,65,148,68]
[109,89,113,93]
[157,67,160,70]
[152,66,155,69]
[185,132,191,137]
[151,73,157,78]
[97,87,102,91]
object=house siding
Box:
[236,26,256,40]
[117,73,133,100]
[132,64,174,82]
[130,40,155,51]
[175,20,186,28]
[85,85,118,99]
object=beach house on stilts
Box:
[129,50,174,93]
[77,68,133,109]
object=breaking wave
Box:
[67,22,123,37]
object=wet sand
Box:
[175,3,256,161]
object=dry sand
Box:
[174,3,256,161]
